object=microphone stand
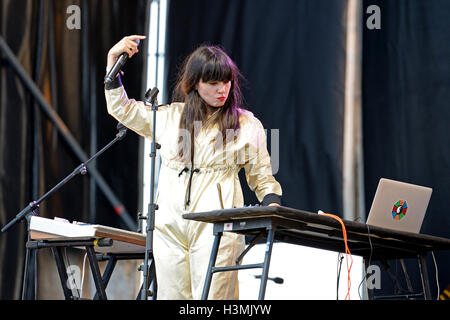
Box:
[140,87,159,300]
[1,123,128,299]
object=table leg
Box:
[418,253,432,300]
[52,247,73,300]
[258,229,275,300]
[201,232,222,300]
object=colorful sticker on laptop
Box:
[392,200,408,220]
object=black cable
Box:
[336,252,344,300]
[358,223,373,299]
[430,251,439,300]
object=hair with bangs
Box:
[172,45,245,163]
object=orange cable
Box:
[319,212,353,300]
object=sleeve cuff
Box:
[104,73,122,90]
[261,193,282,206]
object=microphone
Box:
[144,87,159,105]
[104,39,140,84]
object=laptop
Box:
[366,178,432,233]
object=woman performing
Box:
[105,35,282,299]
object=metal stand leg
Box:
[137,254,157,300]
[52,247,73,300]
[380,259,405,295]
[258,229,275,300]
[418,253,432,300]
[93,255,117,300]
[148,255,157,300]
[21,246,35,300]
[85,246,107,300]
[399,259,414,294]
[201,232,222,300]
[22,218,38,300]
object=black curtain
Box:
[363,0,450,297]
[166,0,348,215]
[0,0,146,299]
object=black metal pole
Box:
[418,253,432,300]
[140,0,161,299]
[0,35,136,230]
[258,229,275,300]
[140,88,159,300]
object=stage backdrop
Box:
[0,0,146,299]
[362,0,450,298]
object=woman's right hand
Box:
[106,35,146,72]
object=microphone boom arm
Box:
[1,124,127,233]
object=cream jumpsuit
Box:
[105,80,282,299]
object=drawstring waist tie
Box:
[178,166,200,209]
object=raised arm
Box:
[104,35,171,140]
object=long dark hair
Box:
[172,45,245,163]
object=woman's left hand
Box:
[268,203,280,206]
